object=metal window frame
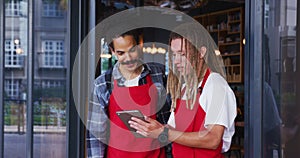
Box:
[296,0,300,149]
[244,0,264,158]
[67,0,90,157]
[0,0,5,157]
[26,0,34,157]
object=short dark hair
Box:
[108,29,142,51]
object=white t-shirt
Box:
[123,67,144,87]
[168,72,237,152]
[124,75,140,87]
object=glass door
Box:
[262,0,298,157]
[3,1,29,157]
[2,0,69,157]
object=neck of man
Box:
[119,65,143,80]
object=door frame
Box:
[244,1,264,158]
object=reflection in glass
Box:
[4,0,28,157]
[263,0,298,157]
[96,1,135,74]
[33,0,67,157]
[3,0,68,157]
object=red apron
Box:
[173,70,223,158]
[107,75,165,158]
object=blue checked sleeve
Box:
[86,74,110,158]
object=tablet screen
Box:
[116,110,146,137]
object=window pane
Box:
[42,2,63,17]
[262,0,298,157]
[41,40,65,68]
[33,1,67,158]
[5,1,20,16]
[4,0,27,157]
[3,0,68,157]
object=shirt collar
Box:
[112,61,152,81]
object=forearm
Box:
[168,125,224,149]
[86,114,108,158]
[87,94,109,157]
[86,131,106,158]
[129,118,224,149]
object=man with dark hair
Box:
[86,29,171,158]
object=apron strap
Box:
[198,69,210,95]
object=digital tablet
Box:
[116,110,147,138]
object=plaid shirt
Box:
[86,62,171,158]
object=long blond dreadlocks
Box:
[167,23,226,111]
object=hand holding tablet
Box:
[116,110,147,138]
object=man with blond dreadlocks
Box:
[129,23,237,158]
